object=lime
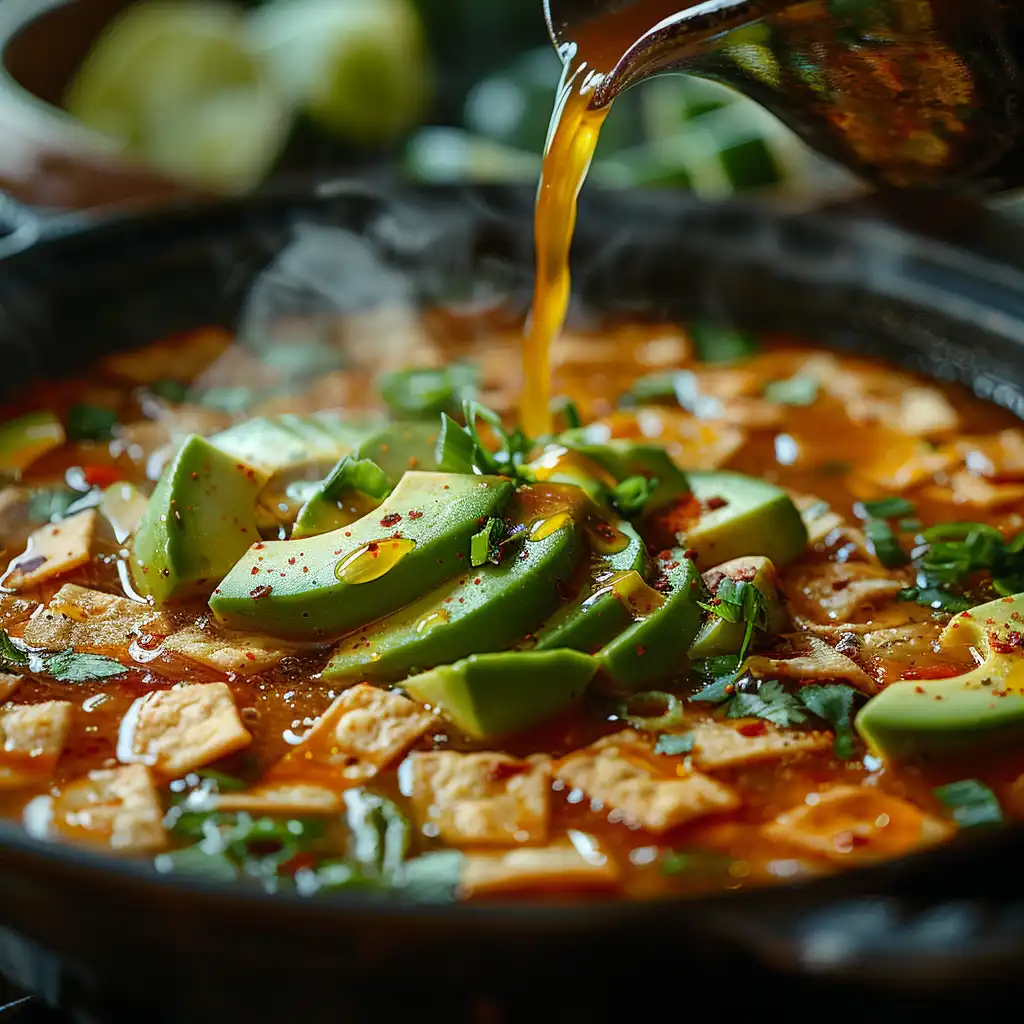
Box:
[64,1,291,192]
[247,0,431,145]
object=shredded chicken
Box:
[118,683,252,778]
[555,732,740,833]
[4,510,97,590]
[272,684,437,787]
[762,785,953,863]
[462,836,619,897]
[51,764,166,852]
[404,751,551,846]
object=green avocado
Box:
[689,555,789,658]
[209,471,514,640]
[402,649,599,740]
[292,456,392,540]
[596,549,705,691]
[323,485,589,683]
[532,519,648,654]
[354,421,447,484]
[855,593,1024,759]
[681,471,807,569]
[131,434,268,603]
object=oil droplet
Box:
[336,537,417,585]
[586,515,630,555]
[531,446,618,489]
[415,609,450,634]
[584,570,665,620]
[529,511,573,541]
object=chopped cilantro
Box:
[898,517,923,533]
[763,375,819,406]
[797,683,859,759]
[552,397,582,430]
[320,456,390,503]
[459,400,533,479]
[698,577,769,661]
[624,373,681,405]
[147,379,190,404]
[27,487,81,524]
[393,850,463,902]
[933,779,1004,828]
[344,789,411,877]
[863,518,909,568]
[689,654,741,703]
[379,365,477,420]
[857,497,916,520]
[470,517,504,568]
[612,475,659,518]
[725,680,807,727]
[654,733,695,756]
[41,649,128,683]
[66,405,118,442]
[0,630,28,670]
[660,848,733,877]
[689,321,758,363]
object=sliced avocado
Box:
[323,485,588,682]
[689,555,789,659]
[131,434,268,604]
[353,421,446,484]
[292,456,392,540]
[402,649,598,740]
[856,593,1024,759]
[532,519,648,654]
[526,444,620,504]
[597,549,705,691]
[209,471,514,640]
[678,471,807,569]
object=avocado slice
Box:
[679,471,807,569]
[292,457,392,540]
[855,593,1024,759]
[532,519,648,654]
[353,421,447,484]
[402,649,599,740]
[323,484,589,683]
[597,549,705,691]
[209,471,514,640]
[131,434,268,604]
[689,555,789,658]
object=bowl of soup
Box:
[1,183,1024,1017]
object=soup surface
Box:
[0,318,1022,902]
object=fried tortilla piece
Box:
[272,684,437,788]
[555,732,740,834]
[932,471,1024,510]
[403,751,551,846]
[462,836,619,897]
[0,700,73,789]
[208,782,343,815]
[0,674,22,703]
[160,624,295,677]
[4,510,97,590]
[786,561,909,625]
[955,429,1024,481]
[24,584,173,655]
[762,785,953,863]
[118,682,252,778]
[51,764,166,852]
[689,720,833,771]
[744,635,878,695]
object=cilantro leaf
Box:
[42,649,128,683]
[66,405,118,442]
[612,475,659,518]
[654,733,695,756]
[763,376,819,406]
[660,848,733,877]
[858,496,916,520]
[0,630,28,670]
[689,321,758,364]
[470,517,504,567]
[933,779,1004,828]
[725,680,807,727]
[689,655,741,703]
[797,683,859,759]
[864,518,909,568]
[698,578,769,660]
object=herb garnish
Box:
[612,475,659,518]
[319,456,391,503]
[552,397,582,430]
[689,321,759,363]
[654,733,695,756]
[698,578,769,661]
[146,379,190,404]
[0,629,127,682]
[863,518,910,568]
[933,779,1004,828]
[659,848,733,877]
[436,402,533,480]
[857,497,917,520]
[470,517,504,567]
[796,684,859,759]
[726,680,807,727]
[379,365,478,420]
[66,405,118,442]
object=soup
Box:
[0,317,1021,901]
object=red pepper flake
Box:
[474,578,482,585]
[636,645,647,657]
[683,548,698,561]
[288,557,297,565]
[245,652,257,662]
[253,542,265,550]
[915,685,925,694]
[736,720,767,737]
[302,566,309,573]
[345,531,352,538]
[934,694,943,700]
[408,510,423,520]
[593,521,618,542]
[989,630,1024,654]
[81,465,124,489]
[456,552,465,560]
[704,496,728,511]
[380,512,402,528]
[250,567,260,576]
[250,585,273,600]
[458,598,465,604]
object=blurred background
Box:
[0,0,870,212]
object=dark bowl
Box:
[3,183,1024,1021]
